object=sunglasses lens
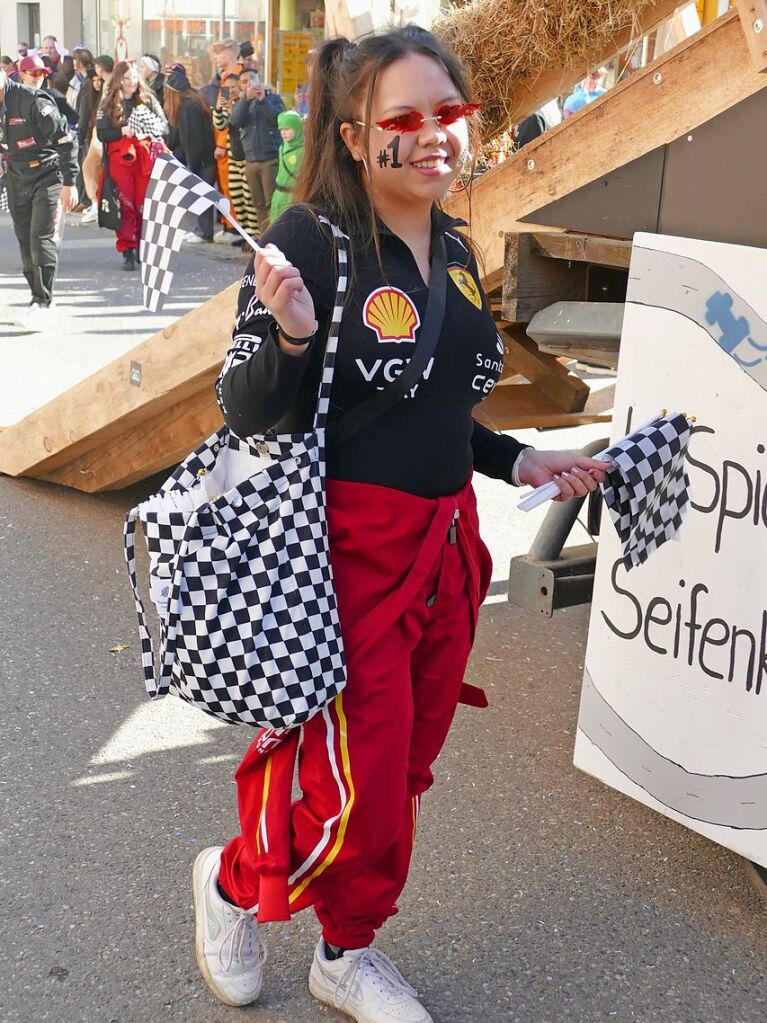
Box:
[376,111,424,133]
[435,104,465,125]
[436,103,481,125]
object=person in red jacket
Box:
[193,25,609,1023]
[95,60,166,270]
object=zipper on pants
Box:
[448,508,460,545]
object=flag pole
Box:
[516,411,687,512]
[215,200,262,254]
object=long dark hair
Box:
[164,85,210,128]
[295,25,477,257]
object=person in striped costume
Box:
[211,69,258,245]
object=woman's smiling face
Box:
[343,52,471,210]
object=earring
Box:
[361,156,370,178]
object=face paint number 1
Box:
[377,135,403,169]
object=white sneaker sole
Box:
[309,968,362,1020]
[192,849,262,1007]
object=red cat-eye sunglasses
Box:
[357,102,482,134]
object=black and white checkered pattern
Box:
[0,180,8,214]
[140,153,227,312]
[124,220,349,728]
[602,412,692,571]
[126,105,166,141]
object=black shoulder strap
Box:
[326,233,448,448]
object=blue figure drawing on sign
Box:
[705,291,767,368]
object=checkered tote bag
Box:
[123,222,348,728]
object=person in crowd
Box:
[563,68,607,118]
[139,54,164,108]
[0,62,78,331]
[239,39,258,72]
[66,46,92,110]
[0,56,14,76]
[196,24,609,1021]
[74,55,99,221]
[211,69,259,246]
[228,69,283,236]
[201,38,240,108]
[39,36,61,74]
[293,82,309,117]
[269,109,304,222]
[94,54,114,88]
[20,56,78,126]
[96,60,167,270]
[80,73,105,215]
[17,42,30,59]
[211,70,236,242]
[163,63,216,243]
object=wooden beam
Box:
[735,0,767,71]
[474,384,612,431]
[530,233,633,269]
[498,325,590,413]
[38,383,223,492]
[0,283,237,478]
[444,10,767,285]
[502,233,587,323]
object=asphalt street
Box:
[1,211,767,1023]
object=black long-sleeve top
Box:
[217,205,527,499]
[167,96,215,174]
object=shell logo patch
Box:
[448,264,482,309]
[363,287,420,343]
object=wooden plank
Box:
[474,384,612,431]
[39,382,223,493]
[530,233,633,268]
[0,283,237,478]
[501,233,587,323]
[444,10,767,285]
[499,325,590,412]
[735,0,767,72]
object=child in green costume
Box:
[270,110,305,222]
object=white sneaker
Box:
[192,846,266,1006]
[184,231,206,244]
[309,940,433,1023]
[18,302,55,332]
[212,229,230,244]
[80,204,97,224]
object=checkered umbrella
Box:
[602,411,692,570]
[139,153,233,312]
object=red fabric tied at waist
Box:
[326,475,493,694]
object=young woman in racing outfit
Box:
[192,25,609,1023]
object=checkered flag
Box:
[602,411,692,570]
[0,180,9,214]
[140,153,232,311]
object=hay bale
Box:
[434,0,665,141]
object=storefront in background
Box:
[75,0,323,95]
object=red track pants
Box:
[218,477,492,949]
[105,138,152,252]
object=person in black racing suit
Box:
[0,58,78,332]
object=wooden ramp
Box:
[0,284,236,492]
[2,6,764,492]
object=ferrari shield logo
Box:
[448,265,482,309]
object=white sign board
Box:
[574,232,767,866]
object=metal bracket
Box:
[508,437,608,617]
